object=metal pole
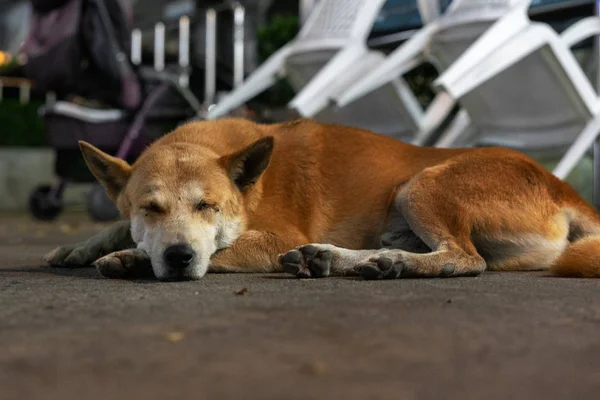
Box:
[19,82,30,104]
[595,136,600,209]
[131,28,142,65]
[154,22,165,72]
[594,0,600,209]
[232,3,245,89]
[45,91,56,108]
[178,16,190,68]
[204,8,217,107]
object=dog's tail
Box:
[550,206,600,278]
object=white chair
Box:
[430,11,600,189]
[335,0,535,146]
[205,0,424,141]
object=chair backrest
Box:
[296,0,388,43]
[426,0,532,70]
[457,34,594,152]
[426,1,595,152]
[285,0,388,95]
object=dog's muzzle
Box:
[163,244,196,270]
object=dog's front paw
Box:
[44,243,99,267]
[279,244,334,278]
[93,248,153,279]
[44,220,134,267]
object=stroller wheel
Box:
[86,184,119,222]
[29,185,64,221]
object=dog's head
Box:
[78,133,274,281]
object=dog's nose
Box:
[164,244,195,269]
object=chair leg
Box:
[553,116,600,180]
[410,91,456,146]
[433,109,471,148]
[594,138,600,210]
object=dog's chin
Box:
[154,264,208,282]
[158,275,199,282]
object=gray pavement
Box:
[1,211,600,400]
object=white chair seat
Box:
[42,101,125,123]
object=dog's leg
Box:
[208,229,308,272]
[357,167,488,280]
[93,248,153,279]
[279,229,431,278]
[44,220,134,266]
[279,244,385,278]
[280,191,433,278]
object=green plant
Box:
[257,15,299,62]
[0,58,18,75]
[254,14,299,108]
[0,99,47,147]
[404,62,438,108]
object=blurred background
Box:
[0,0,598,221]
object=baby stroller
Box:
[21,0,201,221]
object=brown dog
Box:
[45,118,600,280]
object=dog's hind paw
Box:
[356,256,404,280]
[44,244,96,267]
[279,244,334,278]
[93,249,153,279]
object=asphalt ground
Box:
[1,211,600,400]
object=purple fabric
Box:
[22,0,80,58]
[22,0,142,110]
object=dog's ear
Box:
[78,141,132,200]
[220,136,274,191]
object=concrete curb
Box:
[0,148,90,211]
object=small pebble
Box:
[163,332,185,342]
[300,361,327,375]
[59,224,74,234]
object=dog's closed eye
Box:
[195,201,219,212]
[142,201,165,214]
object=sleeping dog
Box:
[45,118,600,280]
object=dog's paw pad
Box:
[357,257,402,280]
[439,263,456,277]
[299,245,333,278]
[94,254,129,279]
[93,249,151,279]
[280,245,334,279]
[280,249,313,278]
[357,262,384,280]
